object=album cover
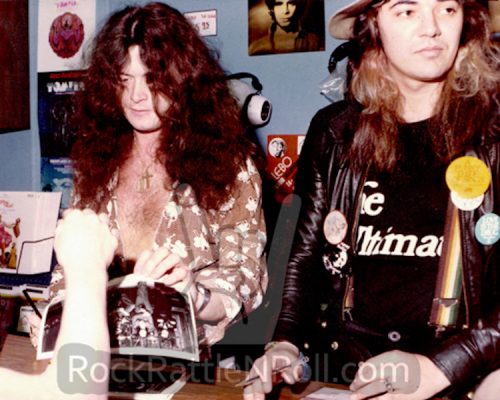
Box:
[38,71,83,158]
[266,134,305,202]
[0,191,61,275]
[37,0,96,72]
[41,157,74,213]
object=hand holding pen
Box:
[237,352,310,387]
[242,341,312,400]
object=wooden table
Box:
[0,334,337,399]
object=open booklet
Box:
[37,274,201,397]
[108,363,188,399]
[37,273,200,361]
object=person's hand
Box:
[243,341,305,400]
[474,369,500,400]
[134,247,197,300]
[349,350,450,400]
[54,208,118,278]
[28,313,41,348]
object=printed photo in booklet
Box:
[37,274,200,363]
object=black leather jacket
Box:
[428,306,500,388]
[273,100,499,385]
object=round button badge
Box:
[323,210,348,245]
[475,213,500,245]
[388,331,401,342]
[445,156,491,199]
[450,191,484,211]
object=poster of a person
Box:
[248,0,325,56]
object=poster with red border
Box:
[267,134,305,203]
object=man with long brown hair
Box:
[245,0,498,398]
[31,2,268,350]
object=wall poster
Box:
[37,0,96,73]
[267,134,305,202]
[248,0,325,56]
[37,0,96,209]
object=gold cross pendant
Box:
[136,168,153,192]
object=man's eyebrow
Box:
[389,0,417,9]
[390,0,459,8]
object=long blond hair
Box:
[348,0,499,171]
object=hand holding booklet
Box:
[37,273,200,361]
[37,274,200,398]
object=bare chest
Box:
[114,170,170,262]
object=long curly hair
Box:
[71,2,254,211]
[347,0,499,171]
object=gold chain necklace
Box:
[133,138,155,193]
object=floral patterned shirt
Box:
[50,159,267,346]
[103,158,268,345]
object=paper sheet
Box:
[302,386,353,400]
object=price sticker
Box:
[184,9,217,37]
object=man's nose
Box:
[130,78,148,102]
[419,11,442,38]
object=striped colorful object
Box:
[430,200,463,331]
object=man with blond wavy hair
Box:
[245,0,499,399]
